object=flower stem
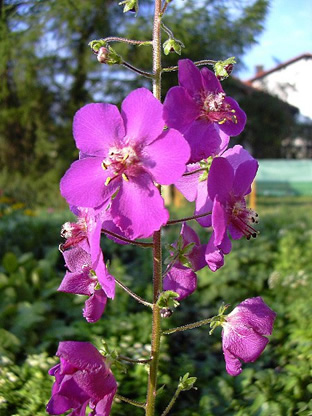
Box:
[160,386,182,416]
[101,36,152,46]
[162,59,217,73]
[115,278,153,308]
[115,393,146,409]
[122,60,154,79]
[118,355,152,364]
[102,228,154,247]
[162,317,213,335]
[146,0,163,413]
[166,211,212,225]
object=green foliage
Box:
[1,199,312,415]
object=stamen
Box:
[122,173,129,182]
[105,177,112,186]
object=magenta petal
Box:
[95,387,117,416]
[163,86,200,132]
[233,160,258,197]
[201,67,223,93]
[58,271,91,296]
[222,145,254,170]
[205,234,225,272]
[46,393,75,415]
[223,324,269,363]
[212,198,228,247]
[222,348,242,376]
[57,342,105,371]
[121,88,164,145]
[163,264,197,300]
[111,173,169,239]
[178,59,203,95]
[60,158,119,208]
[63,247,91,274]
[208,157,234,201]
[195,180,212,227]
[184,120,221,163]
[144,129,190,185]
[73,103,125,155]
[174,164,201,202]
[74,370,116,400]
[181,222,201,246]
[94,256,115,299]
[230,297,276,336]
[219,97,247,136]
[83,290,107,323]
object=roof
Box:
[246,53,312,83]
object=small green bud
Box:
[119,0,138,14]
[157,290,180,310]
[214,57,236,81]
[163,38,184,55]
[88,39,107,53]
[96,46,122,65]
[178,373,197,391]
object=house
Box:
[246,53,312,158]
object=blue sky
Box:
[238,0,312,80]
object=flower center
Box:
[229,200,259,240]
[102,145,139,184]
[198,91,237,125]
[59,219,87,251]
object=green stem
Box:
[162,317,213,335]
[118,355,152,364]
[101,36,152,46]
[166,211,212,225]
[146,0,163,414]
[160,387,182,416]
[115,393,146,409]
[162,59,217,73]
[115,278,153,308]
[122,60,154,79]
[102,228,154,248]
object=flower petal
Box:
[232,159,258,197]
[111,172,169,239]
[208,157,234,201]
[121,88,164,145]
[219,97,247,137]
[201,67,223,93]
[83,290,107,323]
[178,59,203,96]
[222,347,242,376]
[195,180,212,227]
[184,120,221,163]
[60,158,120,209]
[205,234,225,272]
[73,103,125,155]
[174,164,201,202]
[143,129,190,185]
[163,264,197,300]
[163,86,200,133]
[58,270,91,296]
[57,342,105,371]
[212,197,228,247]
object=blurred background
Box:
[0,0,312,415]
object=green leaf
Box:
[2,252,18,273]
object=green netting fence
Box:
[256,159,312,196]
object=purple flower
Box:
[60,88,190,239]
[58,246,112,322]
[222,297,276,376]
[163,223,206,300]
[163,59,246,163]
[47,341,117,415]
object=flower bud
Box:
[214,57,236,81]
[163,38,184,56]
[97,47,109,64]
[119,0,138,14]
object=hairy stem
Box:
[122,60,154,79]
[118,355,152,364]
[146,0,163,413]
[160,386,182,416]
[162,317,213,335]
[167,211,212,225]
[115,278,153,308]
[162,59,217,73]
[101,36,152,45]
[115,393,146,409]
[102,228,154,248]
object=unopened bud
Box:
[163,38,184,56]
[97,47,109,64]
[214,57,236,81]
[160,308,173,318]
[119,0,138,14]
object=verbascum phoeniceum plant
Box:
[47,1,276,414]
